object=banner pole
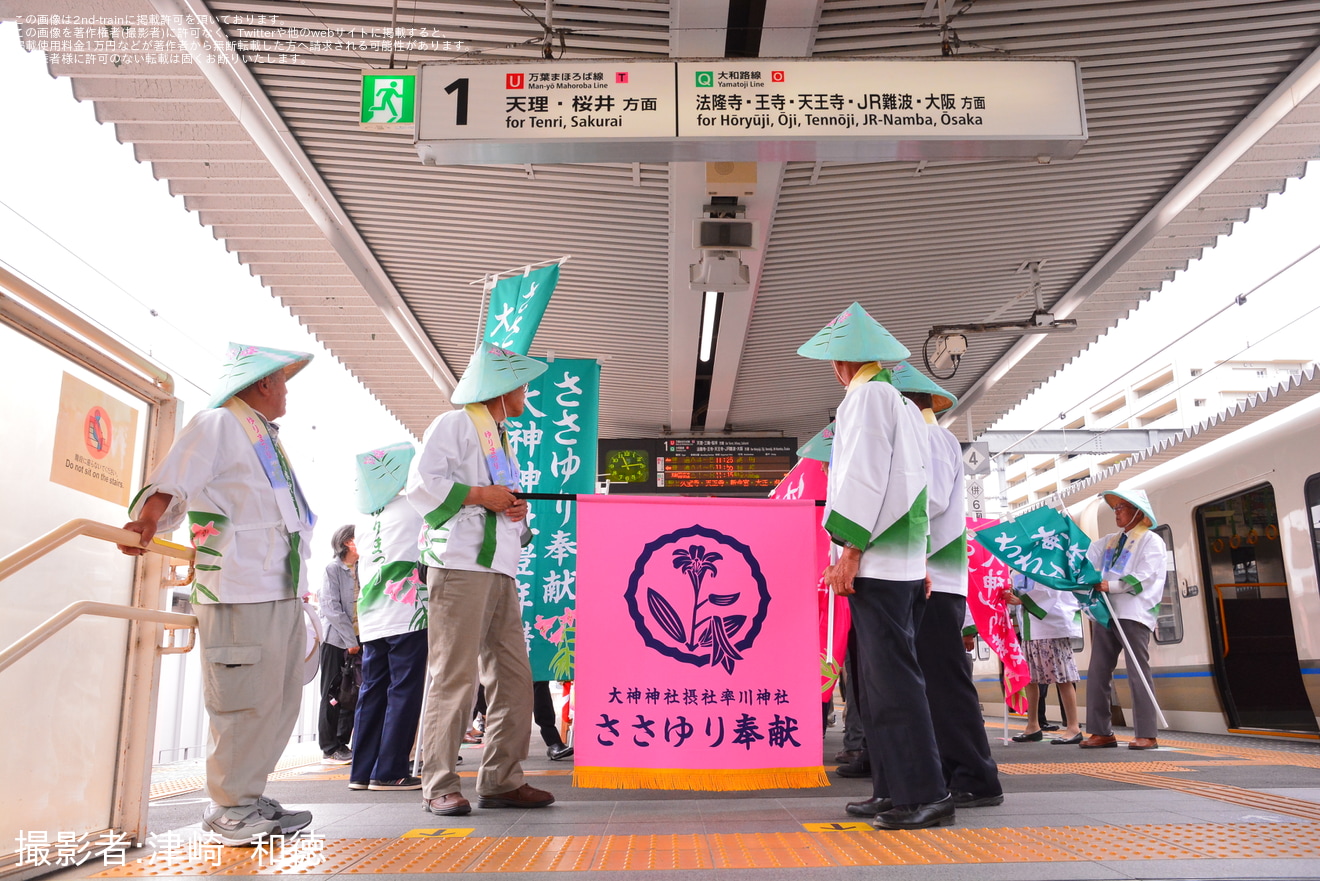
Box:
[474,273,494,351]
[1099,592,1168,729]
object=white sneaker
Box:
[201,803,280,846]
[255,796,313,835]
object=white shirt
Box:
[132,408,313,604]
[824,378,931,582]
[407,408,524,579]
[1012,573,1082,640]
[926,416,968,597]
[1085,526,1167,630]
[357,495,427,642]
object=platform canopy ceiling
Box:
[9,0,1320,443]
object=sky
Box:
[2,19,1318,546]
[0,22,409,580]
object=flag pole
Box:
[1099,592,1168,729]
[466,254,572,286]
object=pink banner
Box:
[769,458,850,701]
[575,495,826,791]
[966,517,1030,712]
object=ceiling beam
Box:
[666,0,731,433]
[701,0,823,434]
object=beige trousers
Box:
[194,598,304,807]
[421,567,531,799]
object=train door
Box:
[1195,483,1318,732]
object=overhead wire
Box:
[996,237,1320,462]
[0,199,220,397]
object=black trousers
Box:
[916,592,1001,797]
[318,643,359,754]
[848,576,946,806]
[533,680,565,747]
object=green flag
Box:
[483,263,561,355]
[503,358,600,679]
[975,507,1111,627]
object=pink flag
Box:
[769,458,850,702]
[966,517,1030,712]
[575,495,826,791]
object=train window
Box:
[1306,473,1320,587]
[1152,524,1183,644]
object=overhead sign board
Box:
[417,61,676,160]
[416,58,1086,164]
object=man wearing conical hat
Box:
[119,343,316,845]
[890,362,1003,808]
[1078,489,1167,750]
[799,304,953,830]
[349,442,429,793]
[407,345,555,816]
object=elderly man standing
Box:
[799,304,953,831]
[1080,489,1167,751]
[119,343,316,845]
[408,345,555,817]
[890,362,1002,808]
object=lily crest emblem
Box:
[624,525,771,673]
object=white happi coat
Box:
[1011,573,1083,641]
[407,408,524,579]
[357,494,428,642]
[1085,525,1167,630]
[823,375,931,581]
[925,414,968,597]
[129,408,313,604]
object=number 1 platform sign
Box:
[574,495,825,791]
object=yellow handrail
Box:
[0,601,197,674]
[0,518,193,583]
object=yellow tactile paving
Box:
[464,834,599,873]
[1029,825,1203,860]
[590,834,714,871]
[91,824,1320,875]
[1158,737,1320,768]
[708,832,836,869]
[998,761,1196,774]
[149,758,323,801]
[341,837,492,874]
[1162,823,1320,859]
[1080,770,1320,821]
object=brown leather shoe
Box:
[1128,737,1159,750]
[478,783,555,809]
[1078,734,1118,749]
[424,793,471,816]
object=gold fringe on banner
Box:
[573,766,829,791]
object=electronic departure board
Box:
[598,437,797,495]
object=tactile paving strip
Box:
[91,824,1320,875]
[149,758,323,802]
[590,834,714,871]
[1159,738,1320,768]
[998,762,1196,775]
[1079,770,1320,821]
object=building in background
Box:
[996,358,1313,514]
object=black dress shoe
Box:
[1010,730,1043,742]
[1040,723,1060,732]
[873,795,955,830]
[834,757,871,778]
[546,742,574,761]
[833,748,862,764]
[951,790,1004,808]
[845,797,893,817]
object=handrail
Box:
[0,518,193,583]
[0,265,175,395]
[0,601,197,674]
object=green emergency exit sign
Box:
[360,70,417,131]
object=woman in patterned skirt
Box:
[1003,573,1083,744]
